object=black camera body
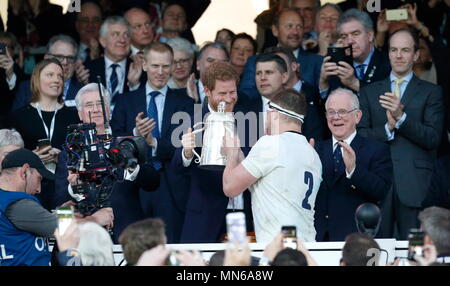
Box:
[64,122,146,215]
[327,46,353,66]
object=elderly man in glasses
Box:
[12,34,83,111]
[313,88,392,242]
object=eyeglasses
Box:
[83,102,104,111]
[174,58,192,66]
[325,108,357,118]
[48,54,76,64]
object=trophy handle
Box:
[191,122,205,164]
[192,149,202,164]
[191,122,205,135]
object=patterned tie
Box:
[110,64,119,102]
[394,79,405,99]
[333,143,345,177]
[355,64,366,81]
[147,91,161,170]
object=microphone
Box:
[355,203,381,238]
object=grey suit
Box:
[357,75,444,238]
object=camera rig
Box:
[64,123,146,215]
[63,77,146,215]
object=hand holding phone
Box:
[282,226,298,249]
[37,138,51,152]
[327,46,353,66]
[226,212,247,245]
[55,206,74,236]
[386,9,408,21]
[407,228,424,261]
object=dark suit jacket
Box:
[110,86,194,212]
[236,81,326,141]
[54,149,160,243]
[358,75,445,207]
[85,56,147,94]
[314,134,393,241]
[172,100,259,243]
[327,48,391,96]
[422,153,450,209]
[11,77,83,112]
[238,49,323,101]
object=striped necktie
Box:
[110,63,119,101]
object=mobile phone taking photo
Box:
[55,206,74,236]
[37,138,51,152]
[282,226,298,249]
[226,212,247,245]
[407,228,424,261]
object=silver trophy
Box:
[191,101,235,170]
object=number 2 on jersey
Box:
[302,171,313,210]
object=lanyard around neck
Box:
[35,102,58,141]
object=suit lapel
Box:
[138,87,147,115]
[363,49,379,84]
[161,88,174,138]
[99,57,106,86]
[400,75,420,108]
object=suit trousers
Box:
[393,185,421,240]
[140,171,185,244]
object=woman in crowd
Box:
[167,37,196,89]
[215,28,235,53]
[8,58,80,209]
[229,33,257,77]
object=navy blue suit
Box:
[314,134,393,241]
[85,56,147,94]
[325,48,391,97]
[11,77,82,112]
[172,100,260,243]
[239,48,323,101]
[110,86,194,243]
[54,149,160,243]
[236,81,326,141]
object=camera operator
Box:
[416,207,450,265]
[54,83,160,242]
[0,148,57,266]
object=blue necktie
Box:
[147,91,161,170]
[110,64,119,102]
[333,144,345,177]
[355,64,366,81]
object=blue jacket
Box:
[314,134,393,241]
[0,190,51,266]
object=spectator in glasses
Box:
[12,34,83,111]
[167,37,196,89]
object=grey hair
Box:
[77,222,115,266]
[418,207,450,254]
[166,37,196,58]
[75,83,110,111]
[326,88,360,110]
[99,16,131,38]
[46,34,79,56]
[197,41,229,61]
[0,129,24,149]
[317,3,342,19]
[337,8,373,34]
